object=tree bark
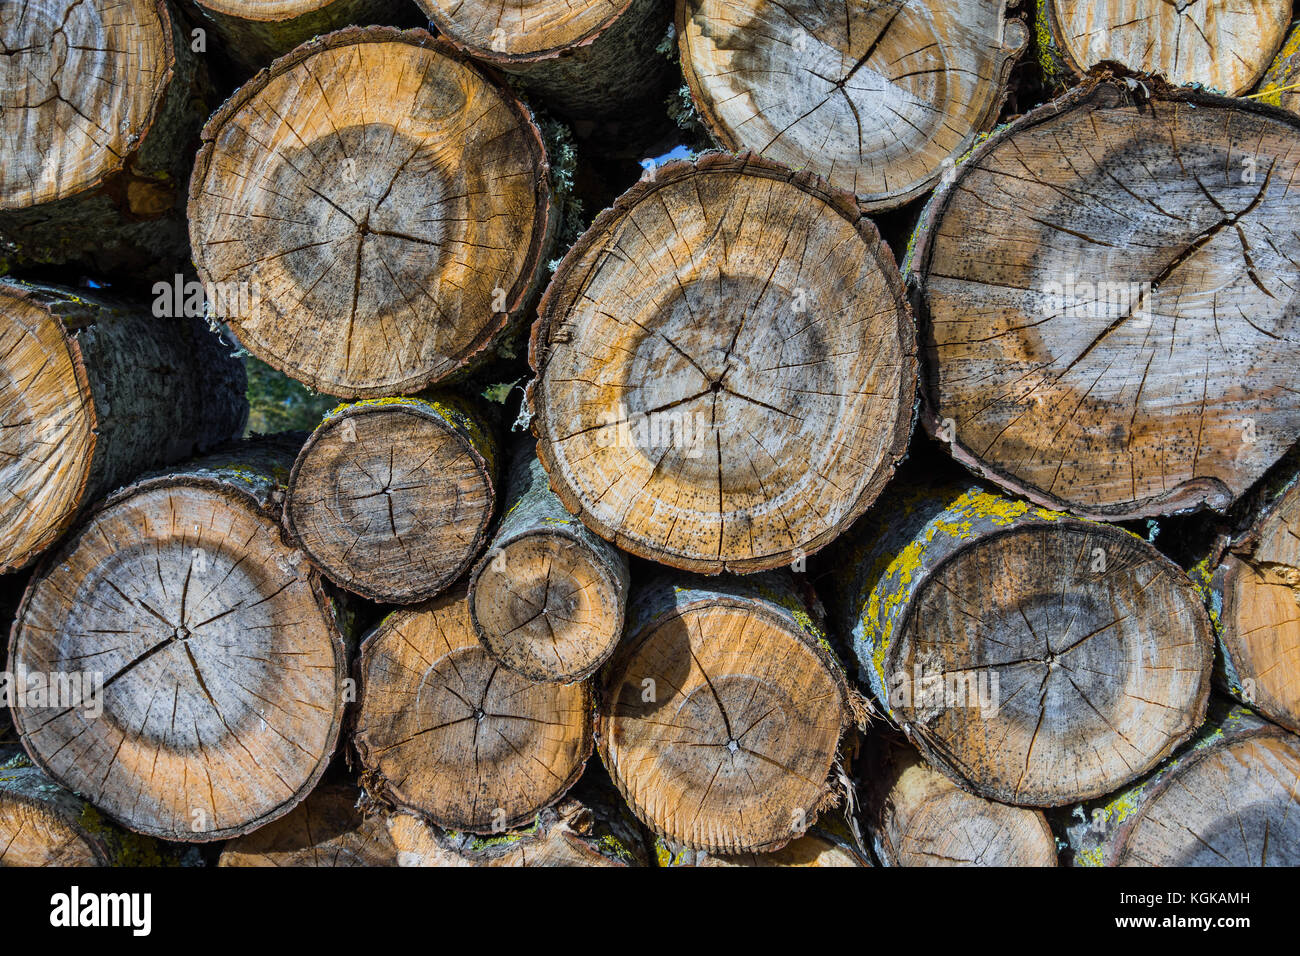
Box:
[529,152,915,575]
[1039,0,1291,95]
[1257,20,1300,115]
[835,477,1213,807]
[285,395,498,604]
[597,572,857,854]
[218,783,400,866]
[353,584,594,833]
[188,26,557,398]
[0,0,211,276]
[1065,700,1300,866]
[910,79,1300,521]
[1191,450,1300,735]
[418,0,675,153]
[0,279,248,573]
[192,0,418,73]
[468,438,629,684]
[862,731,1057,867]
[0,747,165,866]
[7,436,352,842]
[676,0,1027,212]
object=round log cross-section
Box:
[8,440,350,841]
[189,27,556,398]
[676,0,1028,211]
[913,81,1300,520]
[530,154,915,574]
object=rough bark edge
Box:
[352,598,596,835]
[424,0,642,67]
[0,0,176,211]
[595,574,858,854]
[283,395,499,604]
[188,25,558,399]
[528,150,918,575]
[0,283,100,573]
[838,482,1214,806]
[7,451,349,842]
[909,75,1300,521]
[1040,0,1288,96]
[466,441,629,683]
[1063,700,1287,866]
[674,2,1029,213]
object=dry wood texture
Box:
[1068,702,1300,866]
[189,27,556,398]
[677,0,1028,211]
[837,480,1213,807]
[218,783,400,866]
[863,733,1057,866]
[912,80,1300,520]
[468,439,629,683]
[0,747,163,866]
[193,0,415,72]
[1041,0,1291,94]
[285,396,498,604]
[1193,455,1300,735]
[354,586,593,833]
[418,0,674,135]
[530,153,915,574]
[0,280,248,573]
[598,573,854,853]
[0,0,208,274]
[7,437,351,841]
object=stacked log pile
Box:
[1,0,1298,870]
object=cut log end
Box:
[677,0,1027,210]
[531,154,915,574]
[354,587,593,833]
[1046,0,1291,95]
[286,397,497,604]
[866,737,1057,867]
[916,82,1300,519]
[471,532,623,683]
[0,286,96,572]
[1073,705,1300,866]
[189,28,555,399]
[218,784,399,867]
[0,0,173,210]
[599,577,851,854]
[897,522,1210,806]
[9,452,348,842]
[418,0,628,61]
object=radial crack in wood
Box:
[598,573,853,853]
[7,438,350,841]
[912,80,1300,520]
[677,0,1027,211]
[530,153,916,574]
[836,480,1213,807]
[353,586,593,833]
[285,396,498,604]
[189,27,556,398]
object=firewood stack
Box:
[2,0,1299,868]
